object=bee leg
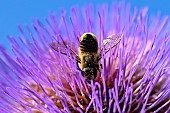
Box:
[76,55,81,62]
[76,62,81,71]
[76,56,81,71]
[96,54,102,62]
[95,64,102,73]
[100,64,103,70]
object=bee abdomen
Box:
[80,34,98,52]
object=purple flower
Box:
[0,2,170,113]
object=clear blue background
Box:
[0,0,169,50]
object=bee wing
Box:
[102,33,122,53]
[97,33,122,60]
[50,41,78,59]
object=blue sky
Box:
[0,0,169,50]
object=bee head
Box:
[82,67,97,82]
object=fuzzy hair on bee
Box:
[50,32,122,83]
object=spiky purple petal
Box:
[0,2,170,113]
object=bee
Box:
[50,33,122,82]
